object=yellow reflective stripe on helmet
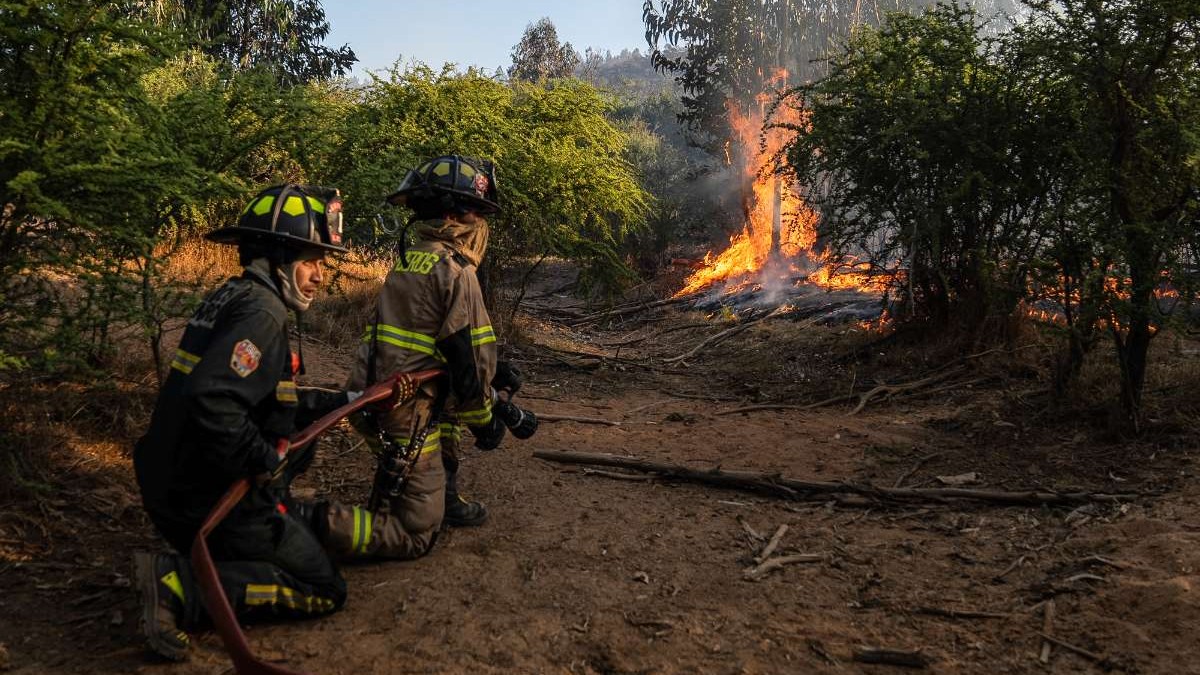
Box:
[275,381,298,403]
[470,325,496,346]
[170,348,201,375]
[244,584,335,613]
[362,324,437,356]
[250,195,274,216]
[160,571,186,603]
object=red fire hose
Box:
[190,370,442,675]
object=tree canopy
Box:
[508,17,580,83]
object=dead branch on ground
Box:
[568,293,700,326]
[537,414,621,427]
[532,451,1141,506]
[913,606,1010,620]
[664,306,789,364]
[743,553,823,580]
[1035,632,1104,663]
[852,647,931,669]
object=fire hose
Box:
[189,369,442,675]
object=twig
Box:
[1036,632,1103,662]
[664,306,789,364]
[994,555,1027,581]
[755,524,789,563]
[537,414,621,427]
[852,647,931,668]
[914,606,1009,620]
[580,468,651,481]
[623,400,672,416]
[894,453,941,488]
[850,368,964,415]
[738,517,764,544]
[533,451,1141,506]
[743,553,823,579]
[1040,599,1055,663]
[663,389,743,403]
[569,293,700,326]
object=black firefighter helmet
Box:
[385,155,500,216]
[206,184,349,256]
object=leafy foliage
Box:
[327,66,651,294]
[146,0,356,82]
[782,0,1200,415]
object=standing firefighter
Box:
[132,185,365,661]
[318,154,536,561]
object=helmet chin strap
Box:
[274,260,314,312]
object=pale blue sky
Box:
[321,1,650,76]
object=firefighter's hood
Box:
[414,218,489,267]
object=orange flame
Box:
[677,70,884,297]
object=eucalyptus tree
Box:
[141,0,356,82]
[509,17,581,83]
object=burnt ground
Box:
[1,261,1199,674]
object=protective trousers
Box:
[320,439,446,560]
[151,506,347,629]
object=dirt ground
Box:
[2,263,1199,674]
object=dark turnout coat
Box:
[134,268,341,546]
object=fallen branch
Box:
[568,293,700,326]
[580,468,651,481]
[1040,599,1056,663]
[663,389,744,403]
[532,451,1140,506]
[537,414,621,427]
[755,524,789,563]
[850,367,964,415]
[664,306,789,364]
[743,553,823,579]
[852,647,931,669]
[894,453,941,488]
[914,606,1010,620]
[1036,632,1103,662]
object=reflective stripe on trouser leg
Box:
[321,454,446,560]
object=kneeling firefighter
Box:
[316,154,537,561]
[132,185,402,661]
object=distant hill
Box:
[576,47,677,98]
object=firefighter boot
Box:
[444,471,488,527]
[133,552,190,661]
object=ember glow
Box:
[677,71,884,298]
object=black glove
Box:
[494,400,538,439]
[492,360,523,396]
[469,417,507,450]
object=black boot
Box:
[444,471,488,527]
[133,552,190,661]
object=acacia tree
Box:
[1014,0,1200,416]
[323,65,650,295]
[508,18,580,83]
[784,4,1051,330]
[0,1,206,370]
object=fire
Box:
[677,70,883,297]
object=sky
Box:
[321,1,650,77]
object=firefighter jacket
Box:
[134,266,345,538]
[347,217,498,447]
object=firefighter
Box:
[132,184,378,661]
[315,154,534,561]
